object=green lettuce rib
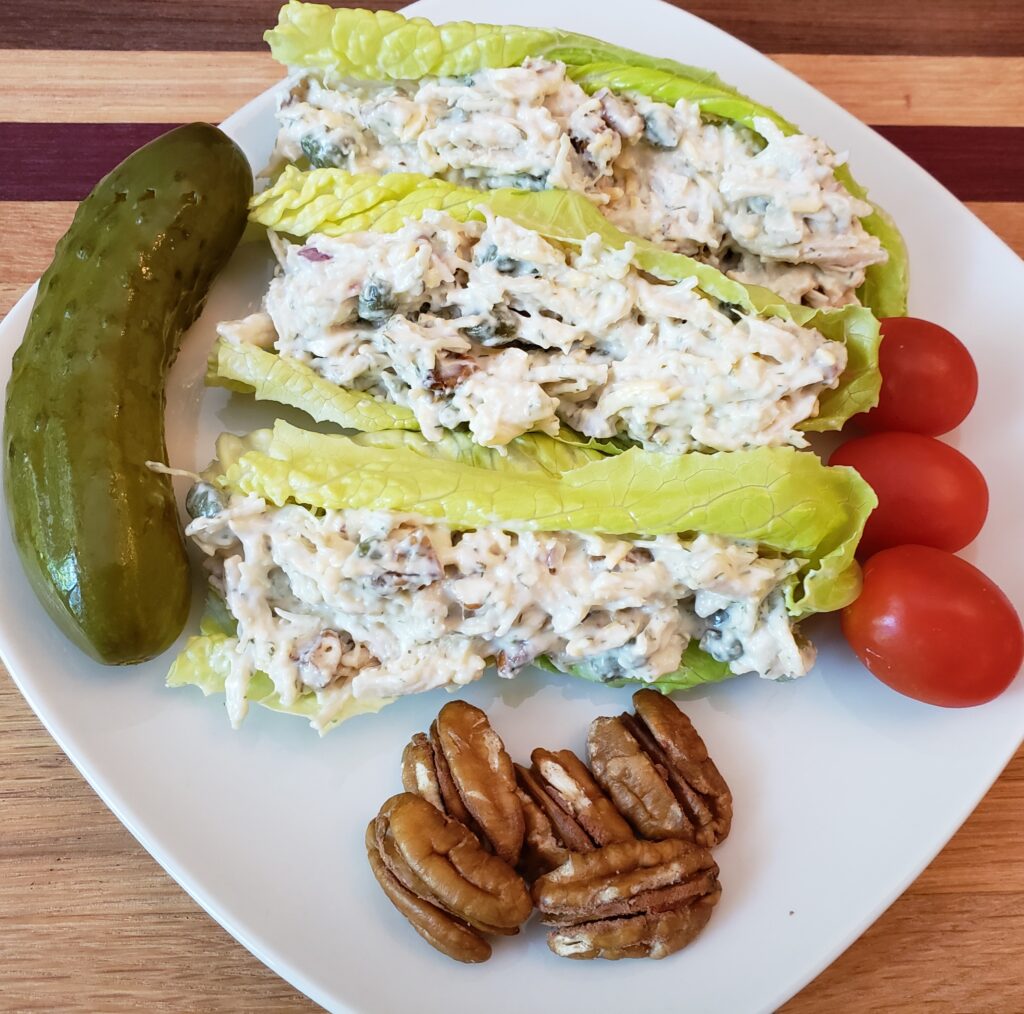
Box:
[170,421,874,728]
[209,339,417,431]
[245,168,881,433]
[263,3,907,316]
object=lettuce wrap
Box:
[213,169,881,451]
[263,2,908,316]
[169,421,875,732]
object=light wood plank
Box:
[0,51,283,123]
[774,55,1024,127]
[968,202,1024,257]
[784,890,1024,1012]
[0,202,75,285]
[0,283,31,320]
[0,51,1022,126]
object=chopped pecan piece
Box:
[366,793,532,961]
[428,354,477,390]
[532,838,721,960]
[400,701,525,866]
[530,748,635,847]
[588,690,732,847]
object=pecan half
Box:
[515,785,571,883]
[516,766,598,860]
[401,732,444,812]
[588,689,732,847]
[367,793,532,961]
[365,820,491,963]
[530,748,635,847]
[532,838,721,960]
[401,700,525,865]
[587,716,690,841]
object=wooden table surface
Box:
[1,2,1022,1010]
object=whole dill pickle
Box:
[4,123,252,664]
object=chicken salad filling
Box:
[186,487,815,730]
[272,59,886,306]
[219,210,846,453]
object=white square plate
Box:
[2,2,1022,1011]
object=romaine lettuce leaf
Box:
[247,168,881,430]
[209,420,875,618]
[263,3,907,315]
[209,338,417,431]
[265,2,738,92]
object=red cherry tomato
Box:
[842,545,1023,707]
[857,317,978,436]
[830,432,988,557]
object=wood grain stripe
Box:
[0,123,178,202]
[0,0,1020,56]
[0,202,77,286]
[775,55,1024,128]
[3,120,1023,204]
[0,283,32,320]
[3,201,1023,323]
[2,51,1022,128]
[0,52,283,123]
[967,203,1024,260]
[873,126,1024,202]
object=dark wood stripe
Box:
[0,0,1020,56]
[685,0,1024,56]
[0,1,401,51]
[872,126,1024,202]
[0,123,180,201]
[2,122,1022,204]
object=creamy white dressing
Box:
[221,210,846,453]
[272,60,886,307]
[187,492,815,729]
